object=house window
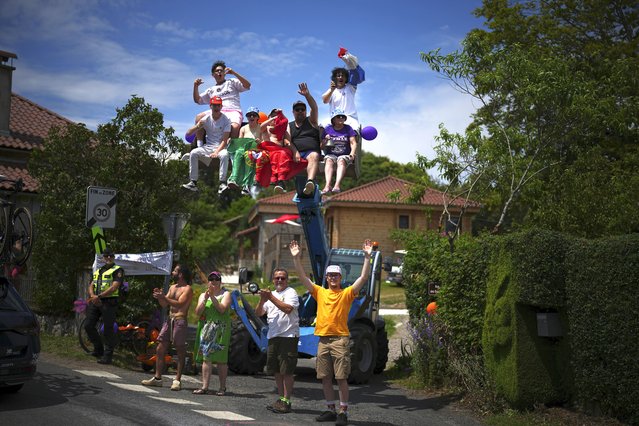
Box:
[398,214,410,229]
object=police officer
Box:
[85,247,125,365]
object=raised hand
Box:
[362,239,373,256]
[298,83,309,97]
[289,240,301,258]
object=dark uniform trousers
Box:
[84,298,118,356]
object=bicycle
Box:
[0,175,34,266]
[74,300,159,355]
[78,315,151,356]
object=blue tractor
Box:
[227,177,389,384]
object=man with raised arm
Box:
[141,264,194,391]
[289,239,372,426]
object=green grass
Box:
[40,332,142,370]
[380,281,406,308]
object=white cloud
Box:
[358,84,477,175]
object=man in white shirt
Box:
[255,268,300,414]
[182,96,231,193]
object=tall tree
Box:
[420,0,639,236]
[30,96,186,315]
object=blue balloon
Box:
[185,132,195,143]
[361,126,378,141]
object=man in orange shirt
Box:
[289,239,372,426]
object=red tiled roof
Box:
[256,191,297,206]
[0,164,38,192]
[325,176,481,208]
[0,93,75,151]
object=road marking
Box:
[148,396,202,405]
[193,410,254,421]
[74,370,121,379]
[108,382,159,393]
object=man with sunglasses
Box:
[255,268,299,414]
[289,239,373,426]
[85,247,125,365]
[288,83,321,195]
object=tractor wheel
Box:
[348,323,377,384]
[374,321,389,374]
[228,319,266,375]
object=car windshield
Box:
[0,281,28,312]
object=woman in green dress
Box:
[193,271,232,395]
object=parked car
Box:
[383,250,407,286]
[0,276,40,393]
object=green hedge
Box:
[482,229,572,408]
[565,235,639,424]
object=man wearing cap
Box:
[193,60,251,139]
[141,264,194,391]
[255,268,299,414]
[320,108,358,195]
[85,247,125,365]
[289,239,373,425]
[288,83,321,195]
[182,96,231,193]
[226,106,263,196]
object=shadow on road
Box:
[0,371,102,412]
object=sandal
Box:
[216,387,226,396]
[321,187,332,195]
[192,388,212,395]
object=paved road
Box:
[0,352,482,426]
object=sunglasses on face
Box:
[294,108,306,113]
[274,276,287,281]
[326,273,341,278]
[247,114,258,118]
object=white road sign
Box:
[86,186,117,228]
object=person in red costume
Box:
[254,109,306,193]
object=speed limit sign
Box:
[86,186,117,228]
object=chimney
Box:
[0,50,17,136]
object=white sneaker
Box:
[303,180,315,195]
[170,379,181,391]
[182,181,198,191]
[218,182,228,194]
[141,376,163,387]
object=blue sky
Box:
[1,0,484,169]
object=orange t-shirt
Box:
[311,285,355,336]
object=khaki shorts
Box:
[266,336,299,375]
[316,336,351,380]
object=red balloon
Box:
[361,126,378,141]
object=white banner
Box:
[93,251,173,276]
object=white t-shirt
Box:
[328,84,359,129]
[201,112,232,147]
[263,286,300,339]
[199,79,248,111]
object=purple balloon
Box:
[361,126,378,141]
[185,132,195,144]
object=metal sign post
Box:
[160,213,190,324]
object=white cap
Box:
[325,265,342,275]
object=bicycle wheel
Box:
[132,320,150,356]
[78,317,103,353]
[0,206,8,257]
[10,207,33,266]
